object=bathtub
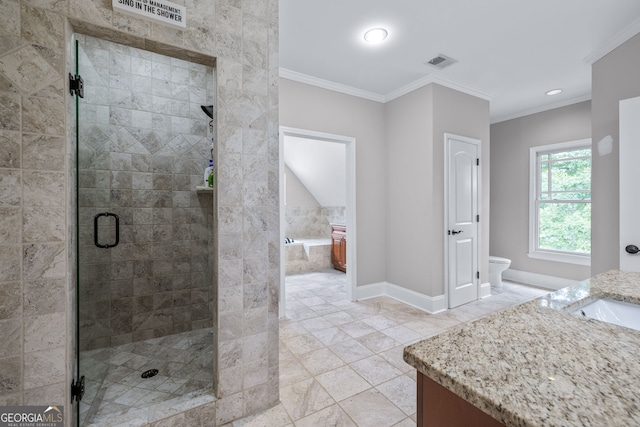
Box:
[285,238,332,274]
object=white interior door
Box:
[446,134,479,308]
[620,96,640,272]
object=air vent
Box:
[425,54,457,70]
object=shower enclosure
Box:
[73,34,216,426]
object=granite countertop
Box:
[403,270,640,427]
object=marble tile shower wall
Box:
[77,35,215,350]
[285,206,346,238]
[0,0,279,425]
[0,0,69,410]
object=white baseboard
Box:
[479,282,491,298]
[502,269,581,291]
[357,282,447,314]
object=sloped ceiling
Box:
[284,135,346,207]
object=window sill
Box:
[528,250,590,266]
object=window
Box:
[529,139,591,265]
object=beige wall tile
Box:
[0,93,20,131]
[22,97,65,135]
[24,312,65,352]
[23,206,65,242]
[0,355,22,394]
[0,170,21,207]
[23,242,66,280]
[0,281,22,320]
[0,131,20,168]
[22,171,65,207]
[23,346,65,389]
[0,207,21,243]
[0,245,21,282]
[21,5,64,49]
[0,45,59,94]
[22,381,65,406]
[0,0,21,37]
[22,134,65,171]
[23,278,65,316]
[0,318,22,358]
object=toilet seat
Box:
[489,256,510,264]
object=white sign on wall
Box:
[112,0,186,29]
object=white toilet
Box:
[488,256,511,287]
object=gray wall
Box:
[385,85,434,293]
[490,101,592,281]
[386,84,490,296]
[285,164,319,207]
[592,32,640,275]
[280,79,489,297]
[433,85,491,295]
[279,78,387,286]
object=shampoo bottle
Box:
[208,165,214,188]
[204,160,213,186]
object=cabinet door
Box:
[331,226,346,272]
[417,373,505,427]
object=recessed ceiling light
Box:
[364,28,388,44]
[545,89,562,96]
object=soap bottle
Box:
[207,163,214,188]
[204,159,213,186]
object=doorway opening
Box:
[279,127,357,318]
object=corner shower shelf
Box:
[196,186,214,193]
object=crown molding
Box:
[384,74,493,103]
[279,68,386,102]
[279,68,493,105]
[432,75,494,101]
[385,74,493,102]
[584,16,640,64]
[491,93,592,124]
[280,68,589,124]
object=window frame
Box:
[528,138,592,266]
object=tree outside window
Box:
[529,139,591,265]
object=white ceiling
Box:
[284,136,346,207]
[279,1,640,123]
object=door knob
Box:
[625,245,640,254]
[449,230,463,235]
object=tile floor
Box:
[221,269,549,427]
[81,328,215,427]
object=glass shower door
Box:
[75,37,120,426]
[75,34,216,427]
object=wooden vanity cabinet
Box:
[417,372,506,427]
[331,224,346,272]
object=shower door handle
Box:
[94,212,119,249]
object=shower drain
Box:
[141,369,159,379]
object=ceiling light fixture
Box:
[545,89,562,96]
[364,28,388,44]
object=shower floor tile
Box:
[81,327,214,427]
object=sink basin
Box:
[575,299,640,331]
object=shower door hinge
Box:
[69,73,84,98]
[71,376,85,403]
